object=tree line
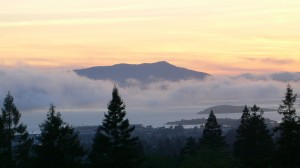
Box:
[0,84,300,168]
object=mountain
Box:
[198,105,275,114]
[74,61,210,84]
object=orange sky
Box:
[1,0,300,74]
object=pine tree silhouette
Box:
[275,84,300,168]
[234,105,274,167]
[199,110,226,149]
[90,86,143,168]
[36,104,85,168]
[0,92,32,168]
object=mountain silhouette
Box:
[74,61,210,84]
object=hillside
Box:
[74,61,210,84]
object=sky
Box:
[1,0,300,75]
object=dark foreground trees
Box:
[180,111,239,168]
[0,92,32,168]
[180,147,239,168]
[274,84,300,168]
[180,137,197,158]
[199,110,226,149]
[1,84,300,168]
[233,105,274,167]
[35,104,85,168]
[90,86,142,168]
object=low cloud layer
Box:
[0,66,299,112]
[237,72,300,82]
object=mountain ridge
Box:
[74,61,210,84]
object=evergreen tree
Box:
[233,105,250,159]
[233,105,274,167]
[275,84,300,168]
[180,137,197,159]
[180,112,239,168]
[90,86,142,168]
[35,104,85,168]
[180,147,240,168]
[0,92,32,168]
[0,114,7,167]
[199,110,226,149]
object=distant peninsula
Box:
[198,105,276,114]
[166,118,241,127]
[166,118,277,128]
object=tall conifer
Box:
[0,92,32,168]
[90,86,142,168]
[180,111,238,168]
[180,137,197,158]
[199,110,226,149]
[275,84,300,168]
[36,104,85,168]
[234,105,273,167]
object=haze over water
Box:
[21,98,300,133]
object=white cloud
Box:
[0,66,299,112]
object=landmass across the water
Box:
[198,105,276,114]
[166,118,277,128]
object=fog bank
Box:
[0,67,299,112]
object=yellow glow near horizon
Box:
[1,0,300,74]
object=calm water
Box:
[21,102,300,133]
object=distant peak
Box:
[152,61,173,66]
[114,61,170,66]
[155,61,169,64]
